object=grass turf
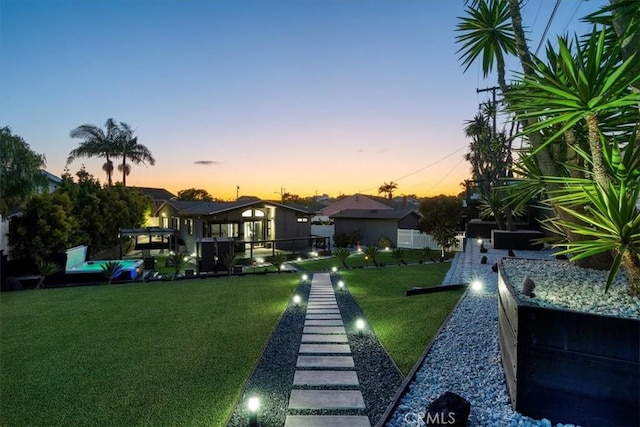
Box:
[0,275,298,426]
[292,248,454,271]
[340,263,465,375]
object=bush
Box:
[333,233,350,248]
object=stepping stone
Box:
[296,355,354,368]
[301,334,348,343]
[305,319,343,326]
[307,305,338,310]
[285,415,371,427]
[288,390,366,410]
[306,314,342,320]
[293,370,359,386]
[299,343,351,353]
[307,302,338,306]
[306,309,340,314]
[303,326,346,334]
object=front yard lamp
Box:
[247,396,260,427]
[293,294,301,305]
[471,280,483,292]
[337,280,345,290]
[356,318,366,337]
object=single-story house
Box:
[330,208,421,247]
[155,199,314,254]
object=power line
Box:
[425,157,467,194]
[356,144,468,193]
[535,0,562,55]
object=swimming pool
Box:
[65,259,143,280]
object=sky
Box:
[1,0,606,200]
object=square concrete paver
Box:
[301,334,348,343]
[306,309,341,314]
[299,343,351,353]
[288,390,366,410]
[293,370,359,386]
[296,355,354,368]
[303,326,346,334]
[304,319,343,326]
[305,314,342,320]
[285,415,371,427]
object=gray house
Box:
[330,208,420,247]
[155,199,313,255]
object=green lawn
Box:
[340,264,465,375]
[293,248,452,271]
[1,261,464,425]
[0,276,298,427]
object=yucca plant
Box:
[222,252,240,276]
[270,253,288,274]
[100,261,123,285]
[35,259,62,290]
[391,248,407,265]
[166,252,191,280]
[333,247,350,269]
[363,245,380,267]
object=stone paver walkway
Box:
[284,273,371,427]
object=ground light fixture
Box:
[301,274,308,282]
[247,396,260,427]
[471,280,483,292]
[477,238,483,245]
[356,318,366,337]
[293,294,301,305]
[331,266,337,273]
[337,280,345,290]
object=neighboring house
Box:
[319,194,395,218]
[330,208,421,247]
[155,199,313,254]
[131,186,177,211]
[39,170,62,193]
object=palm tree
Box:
[114,122,155,186]
[68,118,120,186]
[378,181,398,199]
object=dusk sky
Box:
[1,0,604,200]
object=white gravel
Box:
[383,239,632,427]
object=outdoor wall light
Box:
[356,318,366,337]
[247,396,260,427]
[471,280,483,291]
[293,294,301,305]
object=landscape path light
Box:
[247,396,260,427]
[471,280,483,292]
[293,294,301,305]
[301,274,308,282]
[337,280,345,291]
[356,318,366,337]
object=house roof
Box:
[320,194,395,217]
[330,208,418,220]
[131,186,177,201]
[157,199,311,216]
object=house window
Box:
[241,209,265,217]
[186,219,193,235]
[172,217,180,231]
[297,217,309,223]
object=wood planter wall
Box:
[498,261,639,427]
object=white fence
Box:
[0,215,9,257]
[397,229,465,252]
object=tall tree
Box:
[177,188,214,201]
[417,195,463,259]
[0,127,48,216]
[378,181,398,199]
[68,118,120,186]
[114,122,155,186]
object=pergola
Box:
[118,227,178,259]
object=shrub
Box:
[377,236,392,249]
[333,247,351,269]
[333,233,350,248]
[363,246,380,267]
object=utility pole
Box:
[476,86,500,138]
[236,186,239,200]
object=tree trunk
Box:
[586,114,610,189]
[622,250,640,296]
[122,158,127,186]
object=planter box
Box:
[492,229,544,250]
[498,261,639,426]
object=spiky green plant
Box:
[363,246,380,267]
[100,261,123,285]
[391,248,407,265]
[35,259,62,290]
[166,252,191,280]
[270,253,288,274]
[333,247,351,269]
[222,252,240,276]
